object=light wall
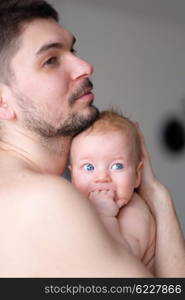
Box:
[49,0,185,234]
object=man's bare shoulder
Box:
[21,172,81,203]
[3,169,83,206]
[21,173,98,229]
[0,173,92,275]
[0,175,154,277]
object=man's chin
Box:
[70,105,99,136]
[53,106,99,137]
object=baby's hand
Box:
[89,190,119,217]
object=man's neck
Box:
[0,127,72,175]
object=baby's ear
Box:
[134,160,143,188]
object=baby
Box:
[69,110,156,271]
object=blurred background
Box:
[49,0,185,234]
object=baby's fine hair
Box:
[84,109,142,164]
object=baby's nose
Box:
[94,170,111,183]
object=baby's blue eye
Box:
[111,163,124,170]
[83,163,94,171]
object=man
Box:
[0,0,184,277]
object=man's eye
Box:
[83,163,94,171]
[111,163,124,170]
[44,57,58,66]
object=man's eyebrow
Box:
[36,36,76,56]
[36,42,64,55]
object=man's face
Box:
[7,18,99,137]
[70,131,141,207]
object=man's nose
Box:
[94,170,112,183]
[70,55,93,80]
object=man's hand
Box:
[136,124,171,215]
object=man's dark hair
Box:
[0,0,59,83]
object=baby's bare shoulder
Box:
[120,193,152,216]
[118,193,155,241]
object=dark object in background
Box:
[161,117,185,154]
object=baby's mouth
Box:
[90,184,116,192]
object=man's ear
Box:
[134,160,143,188]
[0,86,16,120]
[0,98,15,120]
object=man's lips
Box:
[77,88,93,99]
[76,91,94,102]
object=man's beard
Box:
[15,79,99,138]
[52,107,99,137]
[22,106,99,137]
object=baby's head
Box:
[69,110,143,207]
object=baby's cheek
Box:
[77,185,88,197]
[116,187,132,206]
[72,175,90,198]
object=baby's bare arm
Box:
[118,193,156,264]
[89,190,134,249]
[89,190,119,217]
